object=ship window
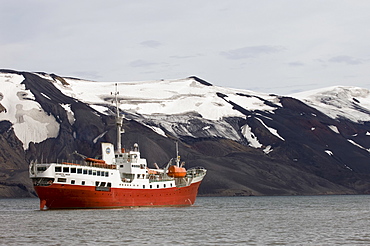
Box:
[157,185,159,188]
[71,168,76,173]
[164,184,166,188]
[105,172,109,177]
[71,180,75,184]
[95,181,99,186]
[97,171,101,176]
[55,166,62,172]
[37,166,47,172]
[83,169,87,174]
[57,178,66,183]
[77,168,82,174]
[150,185,152,189]
[137,174,140,179]
[63,167,69,173]
[107,183,111,187]
[120,165,123,168]
[88,170,92,175]
[170,183,172,187]
[143,185,145,189]
[100,182,106,187]
[93,170,97,176]
[81,181,85,185]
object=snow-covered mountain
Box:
[1,69,370,197]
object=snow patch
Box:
[202,126,211,130]
[241,124,262,148]
[56,77,280,121]
[328,125,340,134]
[256,118,285,141]
[325,150,333,156]
[347,139,370,152]
[41,92,51,100]
[132,113,241,141]
[13,113,59,149]
[146,125,167,138]
[60,104,75,125]
[263,145,273,154]
[93,131,108,143]
[293,86,370,123]
[0,73,59,149]
[90,105,110,115]
[344,165,353,171]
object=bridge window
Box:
[63,167,69,173]
[77,168,82,174]
[88,170,92,175]
[55,166,62,172]
[71,168,76,173]
[83,169,87,174]
[37,166,47,172]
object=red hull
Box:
[34,181,202,209]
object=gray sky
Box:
[1,0,370,94]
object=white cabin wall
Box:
[102,143,115,164]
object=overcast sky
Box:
[1,0,370,94]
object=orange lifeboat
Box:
[85,158,106,164]
[167,165,187,178]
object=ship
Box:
[29,85,207,210]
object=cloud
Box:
[288,61,305,67]
[140,40,162,48]
[328,55,364,65]
[220,45,285,60]
[170,54,201,59]
[129,59,158,68]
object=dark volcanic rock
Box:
[0,120,35,197]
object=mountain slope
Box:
[1,69,370,197]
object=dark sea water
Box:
[1,195,370,245]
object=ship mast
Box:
[112,83,124,154]
[175,141,180,167]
